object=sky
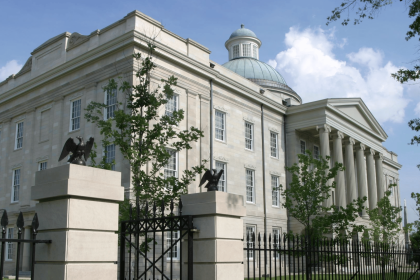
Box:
[1,0,419,223]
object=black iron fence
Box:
[0,210,51,280]
[244,233,420,280]
[119,199,194,280]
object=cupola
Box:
[225,24,262,61]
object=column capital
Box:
[375,152,384,161]
[364,148,375,156]
[331,130,344,139]
[354,143,365,151]
[343,137,355,145]
[316,124,331,133]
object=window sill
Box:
[246,202,255,205]
[13,148,22,152]
[10,201,19,205]
[68,128,81,134]
[215,139,227,145]
[245,148,254,153]
[270,156,279,160]
[38,139,49,144]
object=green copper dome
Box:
[229,24,257,40]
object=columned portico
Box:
[317,124,332,208]
[332,131,346,208]
[355,143,369,218]
[375,153,385,202]
[365,148,377,211]
[344,137,357,204]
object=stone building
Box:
[0,10,402,276]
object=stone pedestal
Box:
[31,164,124,280]
[181,191,246,280]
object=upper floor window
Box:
[216,161,227,192]
[314,145,320,159]
[271,175,280,207]
[38,161,47,171]
[164,149,178,180]
[300,140,306,155]
[243,44,251,57]
[215,110,226,141]
[245,122,253,150]
[105,144,116,171]
[246,169,255,203]
[389,179,394,196]
[165,94,178,117]
[12,169,20,202]
[252,45,258,58]
[70,99,81,131]
[270,132,278,158]
[105,89,117,120]
[15,122,23,149]
[233,45,239,58]
[6,228,13,260]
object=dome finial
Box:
[241,24,244,28]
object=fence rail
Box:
[245,233,420,280]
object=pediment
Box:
[328,99,387,140]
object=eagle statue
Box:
[199,169,224,191]
[58,136,95,166]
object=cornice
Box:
[186,38,211,54]
[31,32,71,55]
[383,157,402,170]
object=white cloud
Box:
[269,27,409,124]
[0,60,23,82]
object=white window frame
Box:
[164,149,178,183]
[271,175,280,207]
[105,89,117,120]
[215,110,226,142]
[242,43,251,57]
[6,227,13,261]
[246,169,255,203]
[216,161,227,192]
[252,44,258,59]
[245,122,254,150]
[166,230,180,260]
[12,169,20,203]
[246,225,256,259]
[314,145,320,160]
[233,45,240,58]
[70,99,81,131]
[105,144,116,171]
[38,161,47,171]
[300,140,306,155]
[15,122,24,149]
[270,132,278,158]
[165,93,178,118]
[272,228,281,258]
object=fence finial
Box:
[17,212,24,229]
[31,213,39,232]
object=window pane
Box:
[106,89,117,119]
[39,162,47,171]
[245,122,253,150]
[216,161,227,192]
[246,169,254,203]
[165,94,177,117]
[71,99,81,131]
[300,140,306,155]
[215,111,225,141]
[272,228,280,258]
[272,176,279,207]
[314,146,320,159]
[105,144,116,170]
[270,132,278,158]
[12,169,20,202]
[243,44,251,57]
[166,231,180,259]
[233,45,239,58]
[253,45,258,58]
[246,226,255,259]
[16,122,24,149]
[164,149,177,184]
[7,228,13,260]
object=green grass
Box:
[245,272,420,280]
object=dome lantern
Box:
[225,24,262,61]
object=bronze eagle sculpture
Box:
[199,169,224,191]
[58,136,94,166]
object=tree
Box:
[327,0,420,84]
[280,151,367,240]
[84,42,206,205]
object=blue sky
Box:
[1,0,420,223]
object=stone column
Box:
[21,226,32,271]
[316,124,332,207]
[332,131,346,208]
[181,191,246,280]
[355,143,368,218]
[31,164,124,280]
[344,137,357,204]
[365,148,377,210]
[375,152,385,202]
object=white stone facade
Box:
[0,10,401,275]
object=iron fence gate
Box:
[119,199,194,280]
[244,232,420,280]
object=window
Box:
[243,44,251,57]
[245,122,253,150]
[70,99,81,131]
[246,169,255,203]
[300,140,306,155]
[105,89,117,119]
[15,122,23,149]
[6,228,13,260]
[105,144,116,171]
[216,161,227,192]
[38,161,47,171]
[389,179,394,196]
[165,94,178,117]
[270,132,278,158]
[272,228,281,258]
[246,226,256,259]
[12,169,20,202]
[233,45,239,58]
[164,149,178,180]
[166,231,180,259]
[314,145,320,159]
[215,110,226,141]
[252,45,258,58]
[271,175,280,207]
